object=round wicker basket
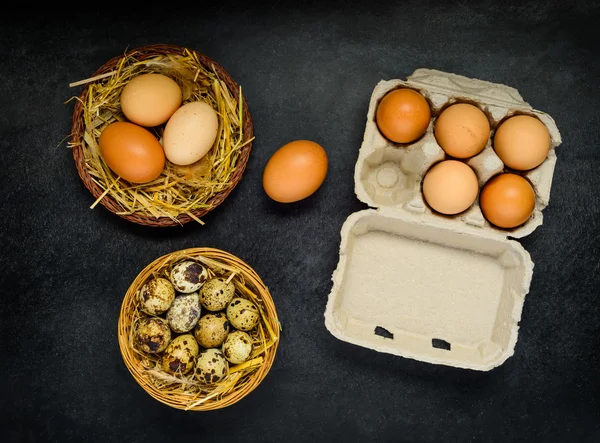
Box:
[118,247,280,410]
[70,44,254,227]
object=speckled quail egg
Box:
[161,334,199,375]
[134,317,171,354]
[199,277,235,311]
[166,292,201,333]
[138,277,175,315]
[195,348,229,384]
[170,261,208,293]
[226,297,260,331]
[222,330,253,364]
[194,312,230,348]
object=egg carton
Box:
[324,69,562,371]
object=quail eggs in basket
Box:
[130,258,264,389]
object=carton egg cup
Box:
[324,69,561,371]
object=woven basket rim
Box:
[118,247,280,411]
[70,44,254,227]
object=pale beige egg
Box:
[163,101,219,166]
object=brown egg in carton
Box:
[324,69,562,371]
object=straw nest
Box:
[118,248,280,410]
[68,44,254,227]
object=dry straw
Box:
[68,44,254,227]
[118,247,280,410]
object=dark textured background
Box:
[1,1,599,442]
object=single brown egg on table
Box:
[434,103,490,158]
[120,73,183,127]
[263,140,328,203]
[375,88,431,143]
[422,160,479,215]
[479,173,536,228]
[99,121,165,184]
[493,115,550,171]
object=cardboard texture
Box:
[324,69,562,371]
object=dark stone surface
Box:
[1,1,599,442]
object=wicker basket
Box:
[70,44,254,227]
[118,247,280,410]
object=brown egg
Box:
[422,160,479,215]
[262,140,328,203]
[375,88,431,143]
[98,122,165,184]
[120,73,182,127]
[434,103,490,158]
[480,173,536,228]
[493,115,550,171]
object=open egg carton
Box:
[324,68,561,371]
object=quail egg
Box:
[195,348,229,384]
[166,292,201,333]
[170,261,208,293]
[134,317,171,354]
[194,312,230,348]
[222,330,253,364]
[199,277,235,311]
[161,334,199,375]
[138,277,175,315]
[226,297,260,331]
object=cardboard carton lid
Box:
[324,209,533,371]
